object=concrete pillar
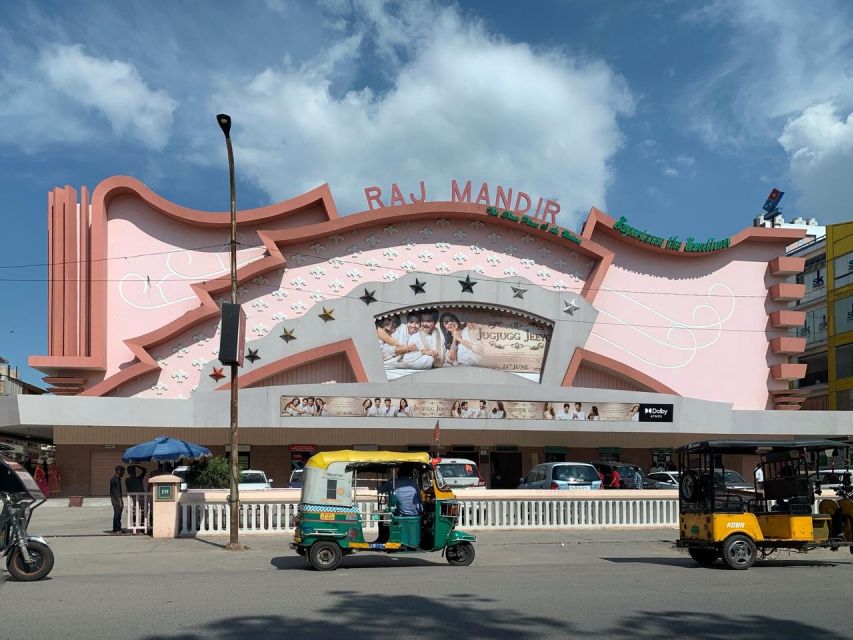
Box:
[148,474,182,538]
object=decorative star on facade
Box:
[246,348,261,364]
[459,275,476,293]
[512,287,527,299]
[319,307,335,322]
[209,367,226,382]
[360,289,377,305]
[280,327,296,343]
[563,298,581,315]
[410,278,426,294]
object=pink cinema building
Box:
[2,176,849,496]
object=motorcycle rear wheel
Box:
[7,540,54,581]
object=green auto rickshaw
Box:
[291,450,476,570]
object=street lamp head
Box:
[216,113,232,138]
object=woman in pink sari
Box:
[33,461,50,497]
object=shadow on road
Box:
[140,590,574,640]
[138,601,848,640]
[603,556,846,569]
[270,554,437,570]
[608,611,850,640]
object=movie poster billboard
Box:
[280,396,673,422]
[374,306,552,382]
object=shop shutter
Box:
[89,450,124,496]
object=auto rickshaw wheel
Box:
[688,547,718,566]
[722,534,756,570]
[446,542,475,567]
[309,541,342,571]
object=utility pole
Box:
[216,113,245,551]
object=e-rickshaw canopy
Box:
[301,450,432,507]
[677,439,850,456]
[305,450,431,469]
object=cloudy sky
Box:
[1,0,852,383]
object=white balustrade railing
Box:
[177,490,678,537]
[126,492,151,534]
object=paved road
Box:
[1,506,851,640]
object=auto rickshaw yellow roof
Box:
[305,450,431,469]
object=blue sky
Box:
[1,0,852,385]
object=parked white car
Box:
[433,458,485,488]
[238,470,273,490]
[172,465,189,491]
[171,466,272,490]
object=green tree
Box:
[187,456,230,489]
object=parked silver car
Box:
[517,462,603,490]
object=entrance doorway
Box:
[489,451,522,489]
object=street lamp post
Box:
[216,113,245,551]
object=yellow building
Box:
[827,221,853,410]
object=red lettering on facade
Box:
[475,182,491,206]
[409,181,426,204]
[451,180,472,204]
[496,186,513,210]
[390,183,406,206]
[514,191,531,215]
[542,200,560,226]
[364,186,384,210]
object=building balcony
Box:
[770,337,806,355]
[769,256,805,276]
[768,282,805,302]
[770,363,808,381]
[770,310,805,328]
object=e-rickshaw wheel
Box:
[309,541,342,571]
[446,542,475,567]
[722,534,756,570]
[687,547,718,566]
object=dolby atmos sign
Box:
[638,404,674,422]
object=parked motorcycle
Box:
[817,482,853,554]
[1,452,54,580]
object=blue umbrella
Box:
[121,436,212,464]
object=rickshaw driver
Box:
[379,464,423,516]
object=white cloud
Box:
[778,102,853,222]
[39,45,177,149]
[0,43,176,151]
[663,167,678,177]
[682,0,853,147]
[207,1,634,225]
[681,0,853,220]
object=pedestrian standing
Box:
[609,469,622,489]
[753,463,764,496]
[110,465,126,534]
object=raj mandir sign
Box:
[363,180,582,246]
[364,180,562,225]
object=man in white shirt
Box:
[418,310,443,368]
[556,403,572,420]
[460,401,475,418]
[396,313,434,370]
[367,397,381,417]
[754,463,764,495]
[571,402,587,421]
[382,398,394,417]
[475,400,488,418]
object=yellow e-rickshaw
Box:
[291,450,476,571]
[677,439,852,570]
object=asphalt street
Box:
[1,505,851,640]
